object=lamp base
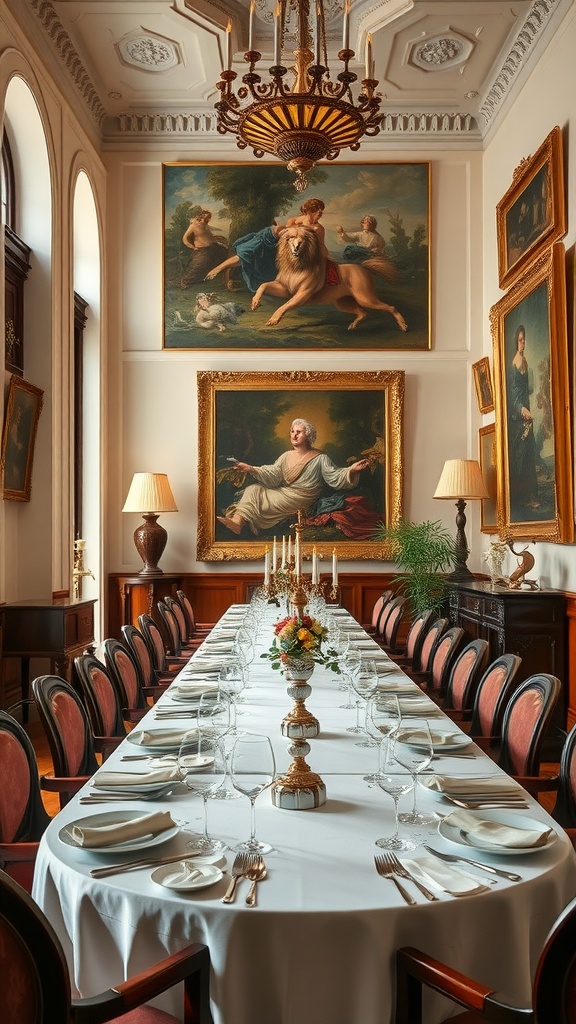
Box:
[133,514,167,576]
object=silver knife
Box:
[423,844,522,881]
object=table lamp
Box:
[433,459,489,581]
[122,472,178,576]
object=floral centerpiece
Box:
[261,614,340,675]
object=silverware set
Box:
[374,853,438,904]
[221,852,267,906]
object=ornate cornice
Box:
[28,0,106,123]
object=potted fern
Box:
[372,519,458,615]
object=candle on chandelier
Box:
[295,534,301,577]
[312,546,318,584]
[226,19,232,70]
[272,535,277,571]
[282,535,286,566]
[273,2,282,65]
[332,547,338,586]
[342,0,350,51]
[264,548,270,586]
[365,32,373,79]
[248,0,255,51]
[314,3,322,64]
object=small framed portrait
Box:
[496,126,566,290]
[196,369,405,562]
[479,424,498,534]
[472,357,494,414]
[490,242,573,542]
[1,375,44,501]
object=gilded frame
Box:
[472,357,494,414]
[1,375,43,501]
[490,242,573,542]
[496,126,565,290]
[197,370,404,562]
[479,423,498,534]
[163,161,430,351]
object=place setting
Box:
[437,808,558,856]
[59,809,181,855]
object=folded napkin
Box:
[183,659,223,673]
[173,681,219,697]
[131,728,193,747]
[376,679,415,694]
[353,640,381,649]
[70,811,176,848]
[158,864,203,888]
[92,767,178,789]
[423,775,522,797]
[397,728,463,748]
[397,697,442,716]
[201,641,233,652]
[444,809,553,849]
[404,854,486,895]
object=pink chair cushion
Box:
[506,688,543,776]
[113,1007,181,1023]
[51,691,86,775]
[0,733,30,841]
[450,648,477,710]
[477,664,507,736]
[91,665,120,734]
[116,650,140,707]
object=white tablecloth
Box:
[33,604,576,1024]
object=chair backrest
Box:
[0,711,50,845]
[468,653,523,738]
[498,672,562,777]
[121,622,157,688]
[443,638,490,712]
[176,589,196,636]
[425,625,464,694]
[138,613,171,674]
[532,895,576,1023]
[165,594,190,644]
[552,723,576,828]
[74,653,125,737]
[32,675,99,779]
[103,638,146,711]
[380,595,406,651]
[402,608,435,665]
[414,617,449,676]
[370,590,393,631]
[157,600,184,657]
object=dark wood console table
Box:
[447,580,567,753]
[108,574,184,633]
[1,597,96,719]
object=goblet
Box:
[177,729,227,854]
[364,693,401,783]
[230,733,276,854]
[196,694,242,802]
[218,658,245,731]
[375,750,416,851]
[394,718,436,826]
[348,659,378,736]
[340,647,361,708]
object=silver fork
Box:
[382,852,439,901]
[221,852,250,904]
[374,854,416,905]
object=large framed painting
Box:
[496,126,565,290]
[490,242,573,543]
[197,370,404,562]
[478,424,498,534]
[1,375,43,501]
[163,162,430,351]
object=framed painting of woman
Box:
[197,370,404,562]
[490,242,573,542]
[1,375,44,501]
[496,126,566,290]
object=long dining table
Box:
[33,601,576,1024]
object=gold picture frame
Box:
[496,125,566,290]
[1,375,44,502]
[472,357,494,414]
[479,423,498,534]
[197,369,404,562]
[490,242,573,542]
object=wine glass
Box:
[230,733,276,854]
[364,694,401,783]
[218,658,245,731]
[177,729,227,854]
[394,718,436,826]
[348,659,378,736]
[375,748,416,851]
[341,648,361,708]
[196,693,242,803]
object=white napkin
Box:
[208,629,237,639]
[444,810,553,849]
[92,767,178,789]
[132,728,192,747]
[158,863,203,888]
[183,659,223,673]
[376,679,415,693]
[173,681,219,696]
[422,775,522,797]
[397,697,442,716]
[200,641,233,652]
[403,854,486,895]
[353,640,382,649]
[70,811,176,848]
[398,728,462,747]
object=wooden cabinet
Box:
[108,574,184,633]
[447,580,567,752]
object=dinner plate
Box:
[396,728,473,752]
[438,809,558,856]
[58,810,180,854]
[151,862,224,891]
[127,728,196,752]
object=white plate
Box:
[438,809,558,856]
[58,810,180,854]
[151,862,224,891]
[397,728,472,752]
[127,728,194,752]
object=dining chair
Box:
[176,590,214,638]
[439,638,490,712]
[31,675,110,808]
[0,710,51,892]
[520,721,576,850]
[103,637,167,722]
[374,595,407,653]
[0,867,214,1024]
[138,613,188,676]
[387,608,435,669]
[121,623,175,689]
[395,893,576,1024]
[401,615,449,678]
[365,589,393,634]
[409,625,464,699]
[495,672,562,782]
[157,600,198,659]
[164,595,205,649]
[460,653,523,742]
[74,652,127,738]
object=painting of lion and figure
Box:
[163,162,430,351]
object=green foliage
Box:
[373,519,458,615]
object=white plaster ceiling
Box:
[21,0,566,146]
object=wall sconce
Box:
[433,459,488,581]
[122,472,178,576]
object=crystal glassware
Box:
[177,729,227,854]
[230,733,276,854]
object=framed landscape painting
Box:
[163,162,430,351]
[196,369,404,562]
[1,375,43,501]
[496,126,565,290]
[472,357,494,414]
[490,242,573,543]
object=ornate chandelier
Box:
[215,0,384,191]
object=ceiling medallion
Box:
[215,0,384,191]
[117,34,180,72]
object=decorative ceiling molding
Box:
[116,33,182,73]
[28,0,106,123]
[479,0,560,126]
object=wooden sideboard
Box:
[1,597,96,718]
[446,580,567,752]
[108,574,184,632]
